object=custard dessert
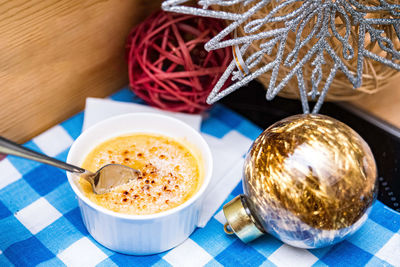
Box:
[80,133,201,215]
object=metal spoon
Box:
[0,136,140,194]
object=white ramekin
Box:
[66,113,213,255]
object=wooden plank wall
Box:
[0,0,162,142]
[350,77,400,128]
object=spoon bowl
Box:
[82,164,140,194]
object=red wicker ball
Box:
[126,10,232,113]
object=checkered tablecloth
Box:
[1,88,400,267]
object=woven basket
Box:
[214,1,400,101]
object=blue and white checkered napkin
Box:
[1,88,400,267]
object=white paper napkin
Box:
[83,98,252,227]
[83,98,202,132]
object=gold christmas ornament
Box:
[223,114,377,248]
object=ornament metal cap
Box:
[223,195,264,243]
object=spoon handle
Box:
[0,136,86,174]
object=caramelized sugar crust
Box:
[80,134,201,215]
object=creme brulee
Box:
[79,133,201,215]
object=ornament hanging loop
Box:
[224,223,234,235]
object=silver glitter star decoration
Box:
[162,0,400,113]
